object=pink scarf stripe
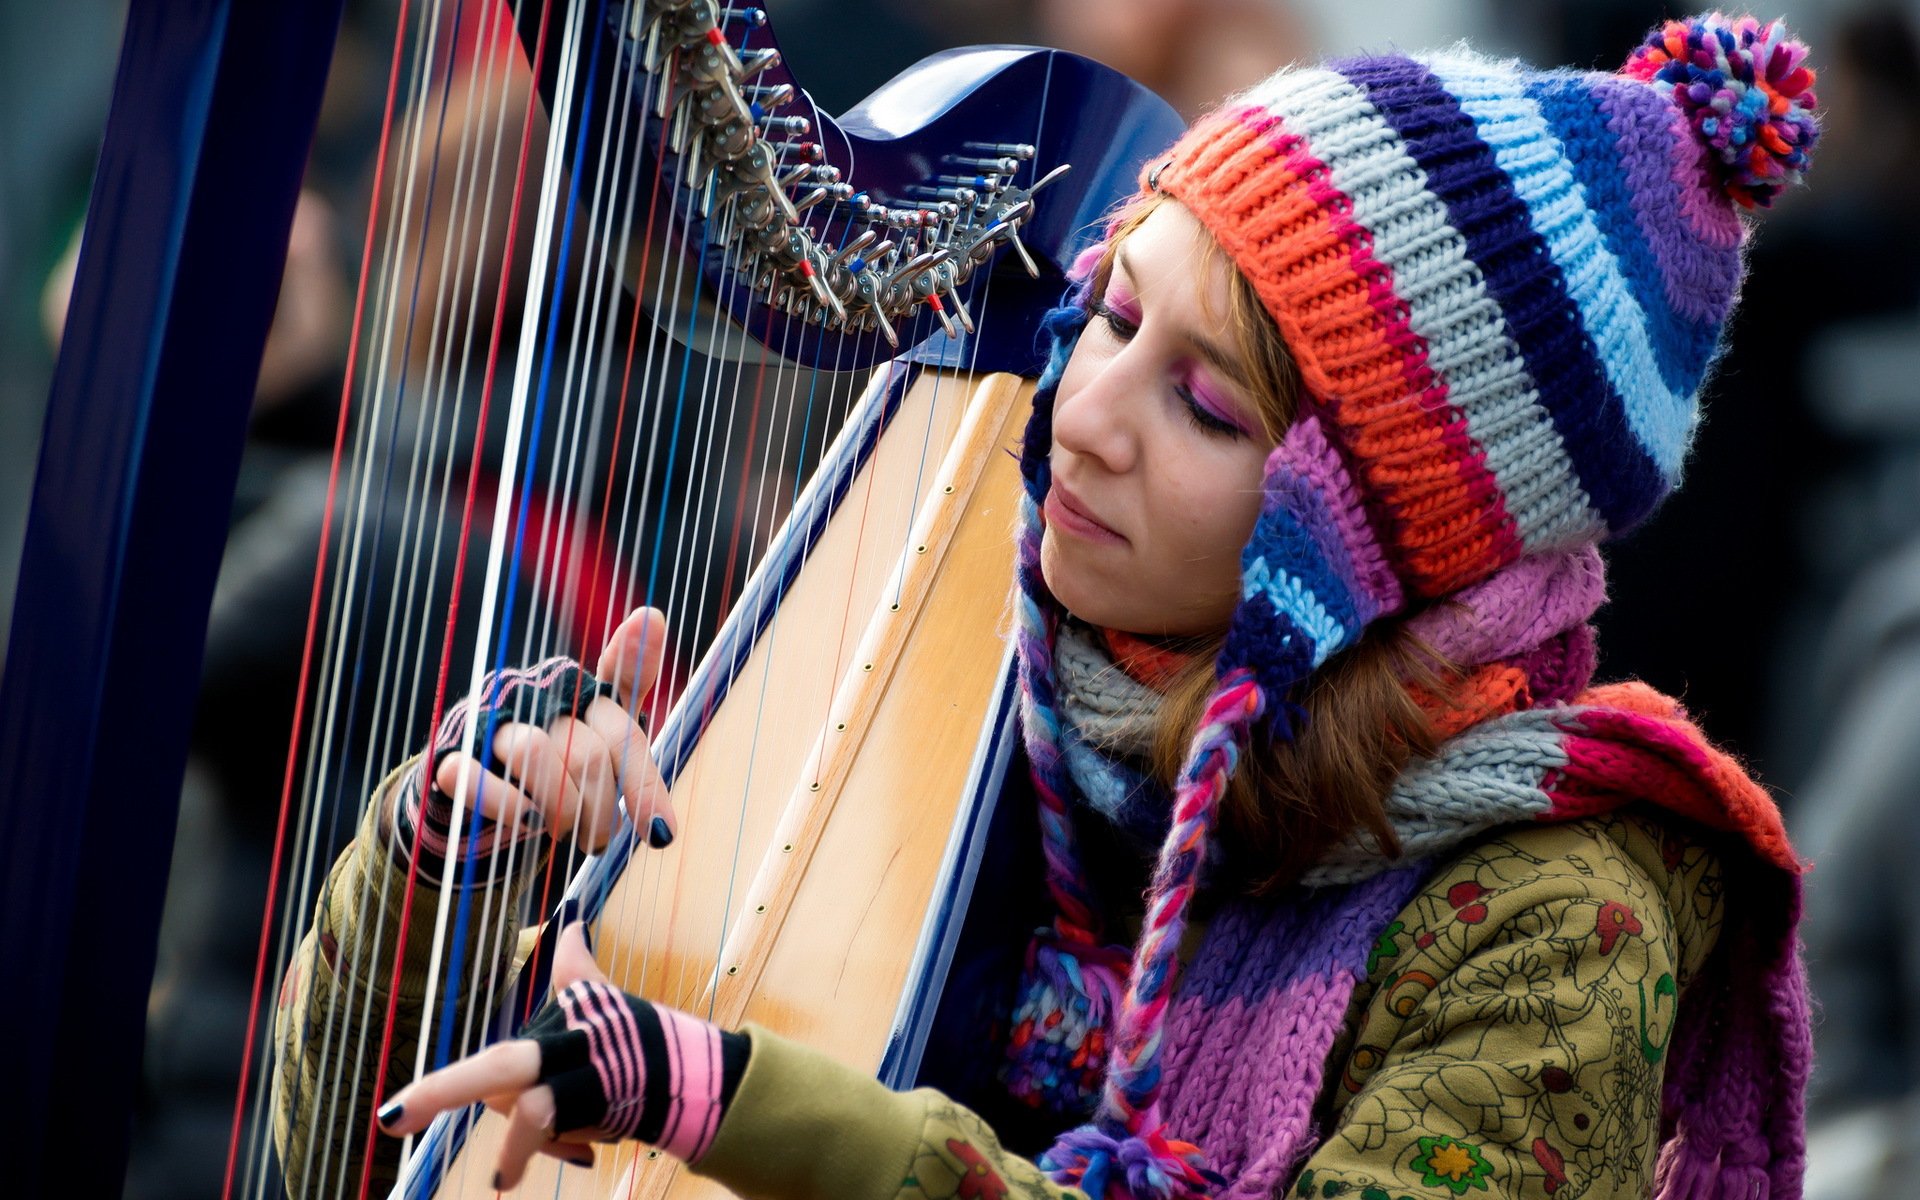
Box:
[1544,683,1798,873]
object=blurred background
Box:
[5,0,1919,1195]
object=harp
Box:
[2,1,1179,1197]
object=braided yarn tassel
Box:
[1034,672,1264,1200]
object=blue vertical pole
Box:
[0,0,346,1192]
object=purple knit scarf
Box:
[1032,548,1811,1199]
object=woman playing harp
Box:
[279,11,1822,1200]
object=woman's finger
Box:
[535,1139,597,1168]
[495,1085,561,1191]
[377,1040,540,1136]
[581,696,677,840]
[432,753,536,826]
[596,607,668,711]
[490,723,585,828]
[546,715,622,849]
[549,921,613,990]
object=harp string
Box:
[362,0,565,1191]
[220,0,427,1191]
[415,0,594,1142]
[322,9,537,1198]
[299,1,506,1193]
[297,3,521,1197]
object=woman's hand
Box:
[406,607,679,869]
[376,922,748,1189]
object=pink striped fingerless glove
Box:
[524,980,749,1162]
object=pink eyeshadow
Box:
[1184,369,1251,434]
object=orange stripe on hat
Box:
[1157,104,1522,597]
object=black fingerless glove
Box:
[389,657,614,883]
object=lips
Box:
[1045,480,1126,544]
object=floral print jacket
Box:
[683,810,1722,1200]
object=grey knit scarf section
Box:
[1054,621,1167,848]
[1053,549,1609,889]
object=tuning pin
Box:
[762,115,811,139]
[944,155,1021,175]
[962,141,1037,160]
[737,47,781,80]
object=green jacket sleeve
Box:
[270,761,545,1199]
[1294,817,1723,1200]
[692,1026,1091,1200]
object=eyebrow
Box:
[1113,245,1251,387]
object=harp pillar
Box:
[0,0,343,1191]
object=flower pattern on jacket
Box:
[1303,811,1724,1199]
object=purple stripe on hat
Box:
[1592,78,1745,328]
[1529,75,1716,392]
[1334,54,1667,535]
[1266,415,1402,622]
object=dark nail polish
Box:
[648,816,674,849]
[567,1150,594,1167]
[377,1100,404,1128]
[520,807,540,829]
[492,1171,502,1190]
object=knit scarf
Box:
[1020,548,1809,1200]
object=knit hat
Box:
[1005,13,1819,1199]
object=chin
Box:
[1038,527,1115,626]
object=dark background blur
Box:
[5,1,1917,1196]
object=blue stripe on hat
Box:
[1425,54,1693,483]
[1526,75,1720,399]
[1334,54,1667,534]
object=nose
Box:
[1051,343,1142,474]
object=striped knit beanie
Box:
[1005,13,1820,1199]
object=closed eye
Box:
[1179,386,1243,438]
[1089,299,1138,340]
[1092,300,1244,440]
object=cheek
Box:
[1160,446,1267,559]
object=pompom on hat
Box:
[1004,13,1819,1199]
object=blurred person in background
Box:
[1764,7,1920,1197]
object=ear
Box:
[550,921,611,991]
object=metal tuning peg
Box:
[1025,162,1072,194]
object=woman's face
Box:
[1041,203,1277,637]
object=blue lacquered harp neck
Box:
[2,1,1179,1196]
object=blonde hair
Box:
[1086,191,1454,896]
